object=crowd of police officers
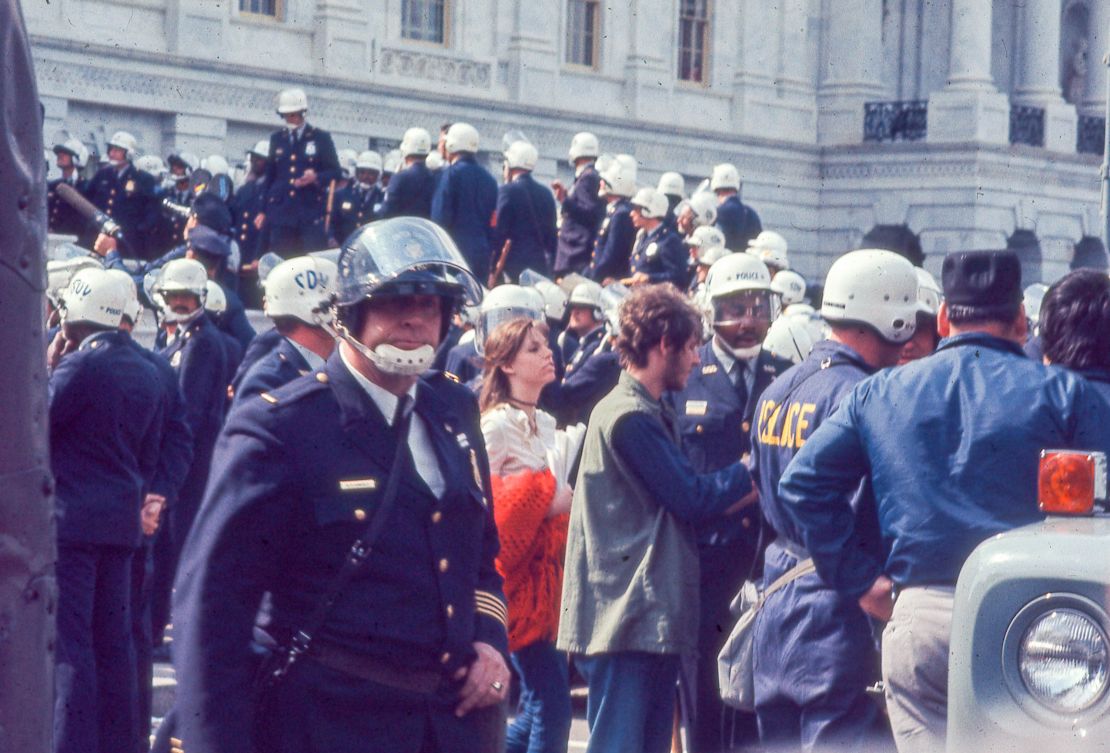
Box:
[43,85,1110,753]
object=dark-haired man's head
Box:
[1040,269,1110,371]
[616,284,703,395]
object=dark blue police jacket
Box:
[714,195,762,252]
[131,340,194,503]
[554,164,605,276]
[379,159,437,219]
[494,173,557,280]
[217,283,257,353]
[629,223,689,287]
[263,124,341,229]
[231,177,269,266]
[229,335,313,412]
[172,353,508,753]
[48,176,90,236]
[670,341,792,546]
[50,330,165,548]
[550,347,621,427]
[750,339,881,719]
[444,337,483,385]
[87,163,157,257]
[779,332,1110,598]
[586,198,635,282]
[330,182,382,245]
[563,325,607,379]
[431,155,499,280]
[229,328,285,399]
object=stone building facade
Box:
[26,0,1110,282]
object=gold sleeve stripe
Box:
[475,591,508,626]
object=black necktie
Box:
[734,361,749,408]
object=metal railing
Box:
[863,100,928,143]
[1009,105,1045,147]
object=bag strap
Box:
[273,399,415,674]
[759,558,815,605]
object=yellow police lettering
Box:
[794,404,816,447]
[762,401,783,446]
[778,402,802,449]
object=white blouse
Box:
[481,403,557,478]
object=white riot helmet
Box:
[475,284,545,356]
[599,161,635,199]
[383,149,403,175]
[337,149,359,180]
[503,141,538,171]
[678,191,718,228]
[168,151,198,175]
[400,127,432,158]
[107,131,139,162]
[763,315,816,364]
[534,281,567,322]
[264,256,337,326]
[568,132,600,162]
[705,252,773,302]
[204,280,227,315]
[356,151,383,173]
[657,172,685,199]
[614,154,638,183]
[275,87,309,115]
[710,163,741,192]
[568,279,604,310]
[917,267,943,316]
[1023,282,1048,327]
[445,122,480,155]
[60,268,127,329]
[748,230,790,270]
[697,245,729,268]
[155,258,209,323]
[821,249,918,343]
[135,155,167,179]
[248,140,270,159]
[630,187,668,220]
[770,269,807,306]
[54,138,90,169]
[47,257,102,309]
[687,226,727,265]
[103,269,143,326]
[201,154,230,176]
[425,151,445,170]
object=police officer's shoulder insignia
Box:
[170,350,182,368]
[443,371,460,383]
[701,364,718,375]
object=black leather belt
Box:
[309,641,444,695]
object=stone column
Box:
[165,0,228,57]
[927,0,1010,144]
[312,0,370,76]
[817,0,885,145]
[163,114,228,161]
[621,0,673,122]
[1012,0,1076,152]
[505,0,559,103]
[1081,1,1110,116]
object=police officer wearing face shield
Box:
[749,250,921,752]
[172,217,510,753]
[667,252,793,753]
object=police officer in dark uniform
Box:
[778,251,1110,752]
[626,187,689,289]
[379,127,437,219]
[329,150,383,245]
[47,137,90,237]
[173,217,510,753]
[231,139,271,306]
[49,267,165,753]
[258,88,341,256]
[86,131,157,259]
[431,123,499,282]
[230,255,336,410]
[657,171,686,232]
[184,223,256,352]
[710,163,762,252]
[750,250,920,751]
[153,258,229,609]
[552,131,605,277]
[494,141,557,281]
[667,253,792,753]
[164,152,197,246]
[585,162,636,283]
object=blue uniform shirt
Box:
[494,172,557,280]
[50,330,165,548]
[586,198,635,282]
[330,182,382,245]
[172,354,507,753]
[431,155,498,280]
[714,195,762,252]
[778,332,1110,597]
[554,164,605,276]
[262,124,341,229]
[379,160,437,219]
[629,223,689,287]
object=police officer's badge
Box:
[342,202,353,211]
[125,180,136,194]
[170,350,182,368]
[305,141,317,157]
[646,242,659,259]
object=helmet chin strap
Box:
[717,335,762,362]
[161,305,204,326]
[324,319,435,377]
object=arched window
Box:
[859,224,925,267]
[1072,236,1109,271]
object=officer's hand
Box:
[253,213,266,231]
[624,273,650,287]
[293,168,318,187]
[453,641,510,717]
[47,331,76,371]
[142,494,166,536]
[93,233,117,256]
[859,574,895,622]
[551,180,566,202]
[724,487,759,516]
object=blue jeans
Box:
[506,641,572,753]
[575,651,680,753]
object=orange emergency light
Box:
[1037,450,1107,516]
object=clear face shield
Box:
[711,289,776,360]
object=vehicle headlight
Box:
[1019,608,1109,713]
